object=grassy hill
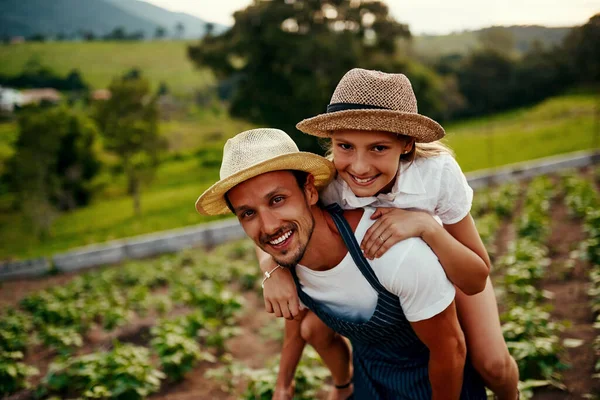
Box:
[0,41,211,95]
[0,92,597,260]
[413,25,572,58]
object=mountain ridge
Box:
[0,0,225,39]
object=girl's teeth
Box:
[354,176,374,183]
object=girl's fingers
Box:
[364,221,391,259]
[362,219,383,249]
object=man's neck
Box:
[298,206,364,271]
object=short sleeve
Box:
[382,238,455,322]
[435,156,473,224]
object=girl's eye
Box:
[337,143,352,150]
[372,145,388,152]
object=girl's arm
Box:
[255,245,302,319]
[361,208,489,295]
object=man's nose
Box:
[259,210,281,235]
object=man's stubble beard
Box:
[274,205,316,269]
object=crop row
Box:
[0,240,261,398]
[561,168,600,380]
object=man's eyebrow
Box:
[232,186,288,213]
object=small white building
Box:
[0,86,24,112]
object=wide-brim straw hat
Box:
[296,68,445,143]
[196,128,335,215]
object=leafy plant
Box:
[42,342,164,399]
[0,350,38,395]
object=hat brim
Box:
[195,152,335,216]
[296,109,445,143]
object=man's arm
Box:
[255,245,301,319]
[410,301,466,400]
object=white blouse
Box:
[320,154,473,225]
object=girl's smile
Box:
[331,129,413,197]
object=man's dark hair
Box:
[224,170,309,214]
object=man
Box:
[196,128,486,399]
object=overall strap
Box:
[325,203,388,294]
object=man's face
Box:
[227,171,318,268]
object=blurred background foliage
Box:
[0,0,598,259]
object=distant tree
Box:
[129,30,145,41]
[106,26,127,41]
[157,81,169,96]
[28,33,47,42]
[563,13,600,84]
[175,22,185,39]
[154,26,167,39]
[123,68,141,80]
[478,27,515,55]
[6,106,102,237]
[204,23,215,38]
[82,31,96,41]
[56,32,67,41]
[457,49,516,116]
[187,0,411,152]
[95,72,167,215]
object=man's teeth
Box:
[270,231,292,245]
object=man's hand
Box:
[263,265,301,319]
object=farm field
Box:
[1,166,599,399]
[0,41,212,96]
[0,92,597,260]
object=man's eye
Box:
[272,196,284,204]
[241,210,254,218]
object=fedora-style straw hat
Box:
[296,68,445,142]
[195,128,335,215]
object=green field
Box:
[0,41,212,96]
[0,92,597,260]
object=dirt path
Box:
[533,193,600,399]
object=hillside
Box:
[413,25,572,58]
[0,0,224,39]
[0,92,595,259]
[0,41,212,95]
[103,0,227,38]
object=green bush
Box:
[42,342,164,399]
[0,350,38,396]
[150,321,203,381]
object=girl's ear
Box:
[405,138,416,153]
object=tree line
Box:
[2,70,166,238]
[187,0,599,153]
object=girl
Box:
[258,68,518,400]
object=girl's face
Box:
[331,130,412,197]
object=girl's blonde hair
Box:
[322,132,454,163]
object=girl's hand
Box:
[361,207,433,259]
[262,264,302,320]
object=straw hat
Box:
[195,128,335,215]
[296,68,445,142]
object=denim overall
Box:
[290,204,486,399]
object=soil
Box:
[2,175,600,400]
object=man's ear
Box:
[304,174,319,206]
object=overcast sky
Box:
[143,0,599,34]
